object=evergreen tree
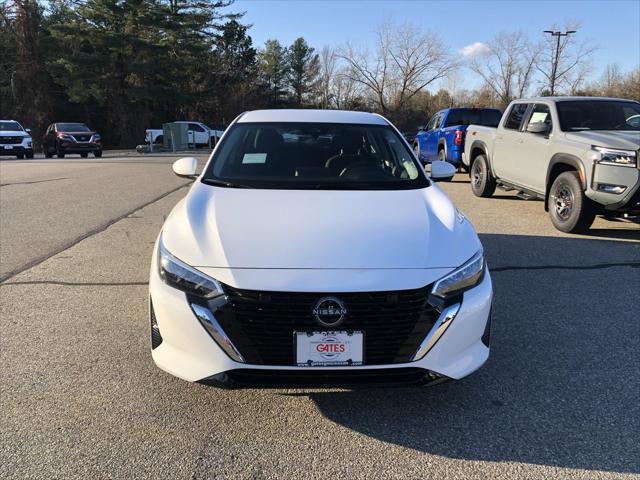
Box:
[286,37,319,106]
[258,39,288,105]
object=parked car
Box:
[149,109,492,388]
[0,120,34,159]
[144,121,225,147]
[414,108,502,168]
[464,97,640,233]
[42,123,102,158]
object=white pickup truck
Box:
[463,96,640,233]
[144,121,225,147]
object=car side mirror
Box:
[526,122,549,134]
[172,157,198,178]
[25,128,32,134]
[418,125,426,132]
[429,160,456,182]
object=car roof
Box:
[238,109,389,125]
[512,96,639,103]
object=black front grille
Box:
[0,136,22,144]
[74,134,92,142]
[205,284,438,366]
[201,367,432,388]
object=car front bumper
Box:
[0,144,32,156]
[149,243,493,387]
[58,141,102,152]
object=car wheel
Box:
[44,145,53,158]
[16,152,24,159]
[80,153,88,158]
[26,150,34,159]
[56,143,65,158]
[438,149,446,162]
[548,171,596,233]
[470,155,496,198]
[94,150,102,158]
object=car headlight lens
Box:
[593,146,637,167]
[431,249,485,299]
[92,134,101,141]
[158,236,223,298]
[58,134,74,141]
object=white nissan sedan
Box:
[149,110,493,387]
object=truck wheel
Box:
[470,155,496,198]
[548,171,596,233]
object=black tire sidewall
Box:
[470,155,495,197]
[548,172,594,233]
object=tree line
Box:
[2,1,638,148]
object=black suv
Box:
[42,123,102,158]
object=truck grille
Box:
[203,284,439,366]
[0,136,22,144]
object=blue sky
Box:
[233,0,640,90]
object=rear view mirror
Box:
[172,157,198,178]
[429,160,455,182]
[526,122,549,134]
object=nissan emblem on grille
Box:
[312,296,347,327]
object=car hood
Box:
[564,131,640,150]
[0,131,28,137]
[161,182,481,270]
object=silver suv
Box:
[463,97,640,232]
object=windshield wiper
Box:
[201,178,251,188]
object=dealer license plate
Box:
[295,331,363,367]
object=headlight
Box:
[593,146,637,167]
[158,236,223,298]
[431,249,484,299]
[58,134,74,141]
[92,134,101,141]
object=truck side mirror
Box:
[526,122,549,134]
[418,125,426,132]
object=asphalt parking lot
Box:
[1,153,639,479]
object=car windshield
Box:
[0,121,23,131]
[444,109,502,128]
[57,123,91,132]
[202,122,429,190]
[556,100,640,131]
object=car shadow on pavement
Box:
[299,234,640,474]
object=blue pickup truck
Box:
[414,108,502,168]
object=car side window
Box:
[426,114,440,131]
[503,104,529,130]
[527,104,553,132]
[188,123,205,132]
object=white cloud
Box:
[459,42,491,57]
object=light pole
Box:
[544,30,576,95]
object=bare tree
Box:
[318,46,337,109]
[538,21,596,95]
[338,20,456,115]
[468,32,539,109]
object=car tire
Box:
[16,152,24,159]
[80,153,88,158]
[56,143,65,158]
[438,149,446,162]
[548,171,596,233]
[26,150,34,159]
[470,154,496,198]
[94,150,102,158]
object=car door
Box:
[423,112,444,161]
[515,103,553,193]
[188,123,207,145]
[491,103,530,182]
